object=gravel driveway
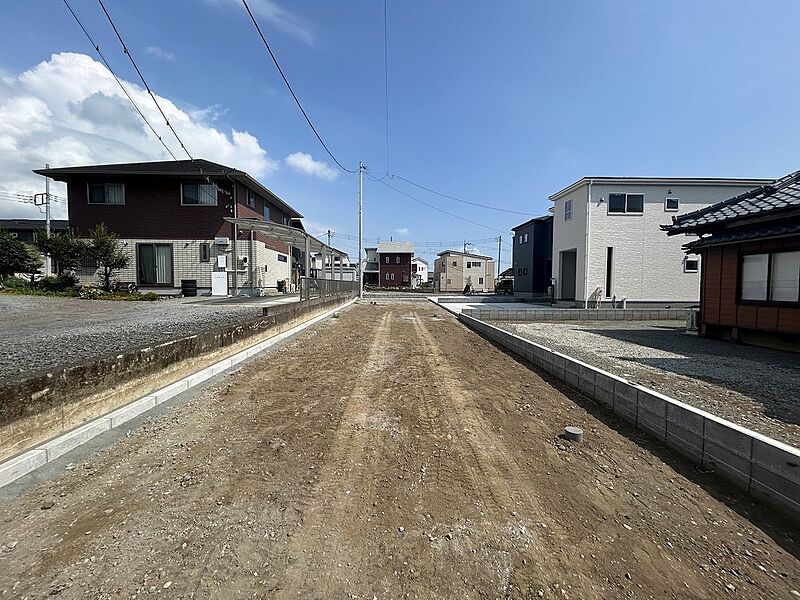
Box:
[0,295,294,381]
[497,320,800,448]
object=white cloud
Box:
[207,0,314,45]
[145,46,175,61]
[285,152,338,180]
[394,227,409,236]
[0,52,278,219]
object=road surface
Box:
[0,301,797,598]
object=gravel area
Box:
[496,320,800,448]
[0,295,296,381]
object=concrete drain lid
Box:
[564,426,583,443]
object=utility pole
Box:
[44,163,51,277]
[327,229,332,280]
[358,161,365,299]
[497,236,501,278]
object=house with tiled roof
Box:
[662,170,800,349]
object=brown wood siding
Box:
[699,235,800,334]
[67,176,293,249]
[378,253,412,287]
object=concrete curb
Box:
[442,303,800,523]
[462,307,690,321]
[0,297,357,489]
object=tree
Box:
[37,229,87,275]
[23,244,43,283]
[87,224,129,291]
[0,230,41,282]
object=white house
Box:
[411,257,428,288]
[549,177,769,307]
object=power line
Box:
[94,0,227,201]
[388,173,535,217]
[241,0,357,174]
[367,173,509,236]
[62,0,178,161]
[383,0,389,176]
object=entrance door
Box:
[137,243,174,286]
[559,249,577,300]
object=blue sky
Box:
[1,1,799,265]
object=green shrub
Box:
[3,276,30,289]
[78,287,103,300]
[37,273,78,292]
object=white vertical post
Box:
[44,163,51,277]
[358,161,364,299]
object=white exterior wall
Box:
[412,258,428,287]
[551,189,588,301]
[75,238,289,293]
[551,181,765,304]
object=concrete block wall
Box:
[463,307,690,321]
[457,311,800,523]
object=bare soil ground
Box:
[0,302,798,599]
[496,321,800,448]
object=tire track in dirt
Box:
[278,309,399,594]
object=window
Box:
[385,273,390,280]
[478,277,484,285]
[137,243,173,286]
[565,199,573,220]
[473,261,481,267]
[88,183,124,205]
[684,258,699,273]
[523,268,528,275]
[9,232,18,238]
[277,254,288,263]
[517,268,523,276]
[608,193,644,214]
[605,247,613,298]
[181,183,217,206]
[518,232,529,245]
[665,198,680,211]
[452,261,457,267]
[771,251,800,302]
[199,243,210,263]
[390,273,395,281]
[396,256,400,264]
[740,254,769,301]
[447,278,451,285]
[385,256,390,263]
[247,191,255,208]
[263,205,271,222]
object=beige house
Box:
[434,250,495,293]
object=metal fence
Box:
[299,277,359,301]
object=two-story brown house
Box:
[376,241,414,287]
[35,160,304,295]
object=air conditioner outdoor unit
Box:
[214,237,230,246]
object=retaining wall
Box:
[458,312,800,523]
[463,307,690,321]
[0,294,355,461]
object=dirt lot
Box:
[496,321,800,448]
[0,294,297,381]
[0,302,798,598]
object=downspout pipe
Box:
[225,173,238,297]
[583,180,593,309]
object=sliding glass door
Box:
[137,243,173,286]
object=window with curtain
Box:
[770,251,800,302]
[88,183,124,205]
[181,183,217,205]
[740,254,769,301]
[137,243,173,285]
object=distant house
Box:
[34,160,303,295]
[0,219,69,243]
[549,177,769,306]
[363,247,380,286]
[377,241,414,287]
[434,250,495,293]
[512,214,552,298]
[662,170,800,350]
[411,257,428,288]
